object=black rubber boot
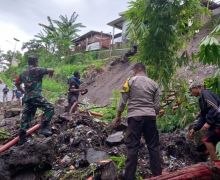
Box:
[18,129,27,145]
[39,121,52,137]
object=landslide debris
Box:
[0,101,207,179]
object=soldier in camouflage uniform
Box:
[15,56,54,144]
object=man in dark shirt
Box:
[15,56,54,144]
[188,81,220,161]
[67,71,85,113]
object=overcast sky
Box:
[0,0,129,52]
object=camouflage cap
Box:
[189,81,202,89]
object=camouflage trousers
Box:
[20,96,54,130]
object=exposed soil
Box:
[82,58,132,106]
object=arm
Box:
[15,76,25,94]
[117,92,129,118]
[203,91,219,125]
[46,68,54,77]
[69,84,84,93]
[188,114,206,139]
[114,92,129,127]
[193,115,206,131]
[153,87,160,115]
[38,68,54,78]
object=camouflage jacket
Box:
[15,66,49,101]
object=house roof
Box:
[107,16,125,30]
[74,31,111,43]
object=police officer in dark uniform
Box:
[15,56,54,144]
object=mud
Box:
[0,102,208,179]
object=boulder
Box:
[86,148,109,164]
[106,131,124,146]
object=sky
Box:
[0,0,129,53]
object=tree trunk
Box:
[148,161,220,180]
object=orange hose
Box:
[0,124,40,153]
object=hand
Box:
[201,123,210,131]
[47,69,54,78]
[114,116,121,127]
[159,109,165,117]
[188,129,195,139]
[80,88,85,92]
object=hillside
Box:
[82,12,220,106]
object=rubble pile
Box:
[0,102,208,179]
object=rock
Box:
[51,170,62,179]
[55,105,65,116]
[86,148,109,164]
[12,172,38,180]
[60,155,72,166]
[0,138,55,179]
[98,160,117,180]
[4,108,21,118]
[74,153,89,168]
[58,113,72,122]
[106,131,124,146]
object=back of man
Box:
[20,66,48,101]
[127,75,160,117]
[15,56,54,145]
[115,63,162,180]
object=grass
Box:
[91,90,127,122]
[1,50,108,104]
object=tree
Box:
[199,24,220,65]
[125,0,205,86]
[199,23,220,95]
[1,50,22,64]
[22,39,44,53]
[36,12,85,57]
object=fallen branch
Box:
[148,161,220,180]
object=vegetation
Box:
[22,12,85,58]
[216,142,220,160]
[199,24,220,65]
[0,129,10,141]
[199,23,220,97]
[110,155,126,172]
[0,2,219,133]
[125,0,206,86]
